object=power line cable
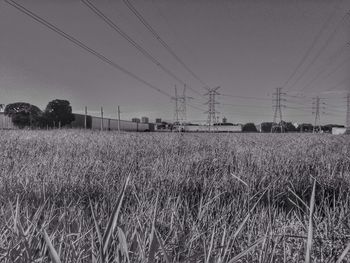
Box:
[220,94,272,101]
[288,11,350,91]
[122,0,209,90]
[282,0,341,90]
[4,0,174,98]
[298,42,350,93]
[314,54,350,83]
[326,76,350,91]
[81,0,192,92]
[221,103,272,109]
[5,0,205,116]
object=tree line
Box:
[4,100,75,129]
[242,121,344,133]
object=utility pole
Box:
[117,105,121,133]
[100,107,104,131]
[271,87,285,133]
[84,106,87,129]
[205,86,220,132]
[346,93,350,133]
[312,96,325,133]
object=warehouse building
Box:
[70,113,153,132]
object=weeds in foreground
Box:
[1,130,350,262]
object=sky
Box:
[0,0,349,125]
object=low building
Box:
[0,112,15,129]
[132,118,140,123]
[183,124,242,132]
[332,127,347,135]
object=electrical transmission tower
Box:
[173,85,192,127]
[173,86,180,124]
[205,87,220,132]
[271,87,286,133]
[346,93,350,133]
[312,96,325,133]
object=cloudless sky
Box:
[0,0,349,124]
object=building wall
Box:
[0,112,150,131]
[184,125,242,132]
[332,127,347,135]
[0,113,15,129]
[70,114,92,129]
[90,116,149,131]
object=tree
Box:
[297,123,313,133]
[260,122,273,133]
[4,102,42,128]
[242,122,258,132]
[43,99,75,127]
[285,122,297,132]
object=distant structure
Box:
[155,118,162,123]
[173,85,191,125]
[132,118,140,123]
[205,86,220,131]
[141,117,149,123]
[0,112,15,129]
[222,117,227,124]
[312,96,325,133]
[271,87,285,133]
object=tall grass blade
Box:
[305,180,316,263]
[228,236,265,263]
[148,231,159,263]
[148,193,159,263]
[336,242,350,263]
[89,199,102,246]
[205,225,216,263]
[155,230,171,263]
[102,174,130,256]
[117,226,130,263]
[43,229,62,263]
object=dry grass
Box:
[0,130,350,262]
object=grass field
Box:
[1,130,350,262]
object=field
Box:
[1,130,350,262]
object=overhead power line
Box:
[299,43,350,93]
[288,11,350,92]
[220,94,272,101]
[326,76,350,91]
[81,0,199,94]
[122,0,209,90]
[282,0,341,90]
[5,0,174,98]
[221,103,272,109]
[5,0,205,115]
[81,0,193,93]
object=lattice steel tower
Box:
[205,87,220,131]
[173,85,191,125]
[271,87,285,132]
[312,96,325,133]
[173,86,180,124]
